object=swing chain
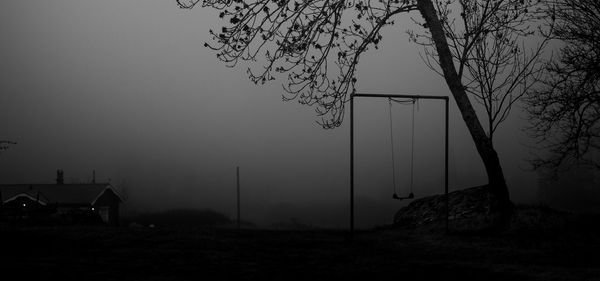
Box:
[389,97,417,201]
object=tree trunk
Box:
[416,0,513,226]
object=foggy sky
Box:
[0,0,562,228]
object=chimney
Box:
[56,169,64,184]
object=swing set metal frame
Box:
[349,93,449,234]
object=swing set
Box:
[349,93,450,233]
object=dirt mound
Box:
[393,185,493,231]
[393,185,581,234]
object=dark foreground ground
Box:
[1,213,599,281]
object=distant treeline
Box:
[129,208,232,227]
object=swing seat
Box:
[393,192,414,200]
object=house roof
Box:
[0,183,124,205]
[4,193,48,206]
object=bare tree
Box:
[413,0,550,141]
[525,0,600,172]
[176,0,543,223]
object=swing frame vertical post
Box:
[237,166,241,229]
[444,97,449,234]
[350,93,449,235]
[350,93,355,235]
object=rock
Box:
[394,185,493,231]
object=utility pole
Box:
[237,166,241,229]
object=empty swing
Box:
[388,97,417,201]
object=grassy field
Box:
[1,211,599,281]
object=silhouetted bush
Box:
[132,208,232,227]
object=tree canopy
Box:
[178,0,420,128]
[526,0,600,171]
[178,0,548,135]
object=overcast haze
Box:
[0,0,569,228]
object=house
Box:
[0,170,124,226]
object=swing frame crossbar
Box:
[349,93,449,234]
